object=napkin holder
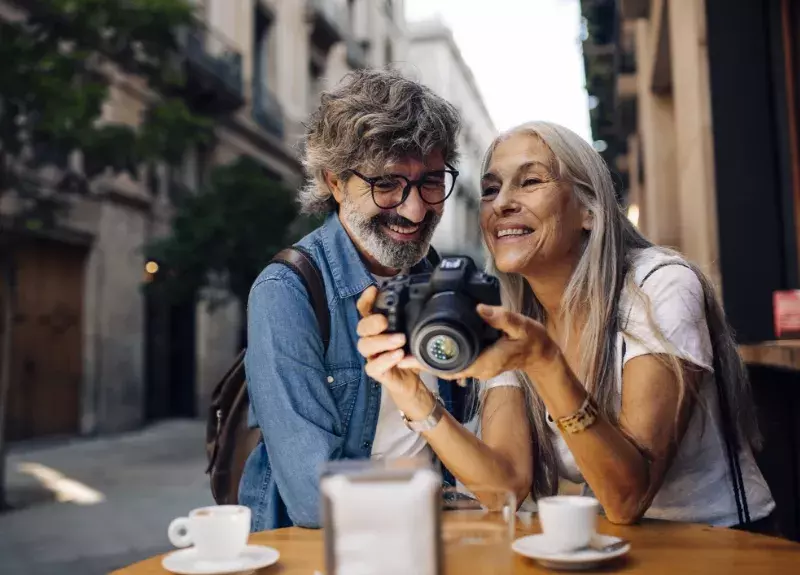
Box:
[321,460,442,575]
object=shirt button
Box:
[361,441,371,450]
[327,375,334,383]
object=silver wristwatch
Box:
[400,398,444,432]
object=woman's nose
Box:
[493,187,520,216]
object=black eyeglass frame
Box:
[349,163,460,209]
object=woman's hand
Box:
[355,286,436,420]
[427,304,560,382]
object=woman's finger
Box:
[356,286,378,318]
[457,345,511,381]
[364,349,405,379]
[397,355,424,371]
[356,313,389,337]
[435,370,469,381]
[357,332,406,359]
[477,305,529,339]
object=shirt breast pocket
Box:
[323,364,361,416]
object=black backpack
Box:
[205,246,328,504]
[205,245,443,504]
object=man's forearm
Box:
[423,410,532,507]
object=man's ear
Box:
[323,170,345,204]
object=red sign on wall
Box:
[773,290,800,339]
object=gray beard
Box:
[342,199,441,270]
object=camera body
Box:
[373,256,502,374]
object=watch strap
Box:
[401,397,444,432]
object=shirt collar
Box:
[320,212,435,299]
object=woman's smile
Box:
[495,222,535,243]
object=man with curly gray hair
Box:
[239,69,464,531]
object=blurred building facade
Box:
[2,0,492,444]
[581,0,800,344]
[401,18,497,265]
[0,0,407,441]
[581,0,800,540]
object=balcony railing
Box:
[308,0,348,51]
[252,79,284,140]
[177,18,245,113]
[346,38,369,70]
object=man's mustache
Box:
[373,211,436,229]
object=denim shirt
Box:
[239,212,470,532]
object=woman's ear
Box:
[323,170,345,203]
[581,206,594,231]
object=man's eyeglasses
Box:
[350,163,459,209]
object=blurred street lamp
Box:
[627,203,640,228]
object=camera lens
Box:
[426,334,460,364]
[412,322,475,374]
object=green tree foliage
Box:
[0,0,213,222]
[0,0,215,509]
[146,157,316,309]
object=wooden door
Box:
[1,238,86,441]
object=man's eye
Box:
[421,179,445,190]
[374,179,399,192]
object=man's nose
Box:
[396,185,429,223]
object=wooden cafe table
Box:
[113,513,800,574]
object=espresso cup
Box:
[168,505,251,562]
[537,496,599,554]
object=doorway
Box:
[144,291,197,421]
[1,238,86,441]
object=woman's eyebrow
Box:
[515,160,551,174]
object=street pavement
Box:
[0,419,213,575]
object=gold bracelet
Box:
[555,395,598,434]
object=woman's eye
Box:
[481,187,499,198]
[522,178,541,187]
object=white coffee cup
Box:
[537,495,599,554]
[168,505,251,562]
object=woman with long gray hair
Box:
[356,121,775,530]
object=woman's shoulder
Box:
[620,248,713,369]
[623,248,704,303]
[627,248,694,286]
[620,248,708,338]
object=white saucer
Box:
[161,545,280,575]
[512,534,630,571]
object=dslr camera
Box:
[373,256,502,374]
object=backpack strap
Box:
[426,245,441,267]
[270,245,330,351]
[622,261,751,525]
[205,245,330,504]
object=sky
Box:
[404,0,593,143]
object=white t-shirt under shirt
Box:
[369,274,440,460]
[485,248,775,526]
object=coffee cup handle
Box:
[168,517,192,548]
